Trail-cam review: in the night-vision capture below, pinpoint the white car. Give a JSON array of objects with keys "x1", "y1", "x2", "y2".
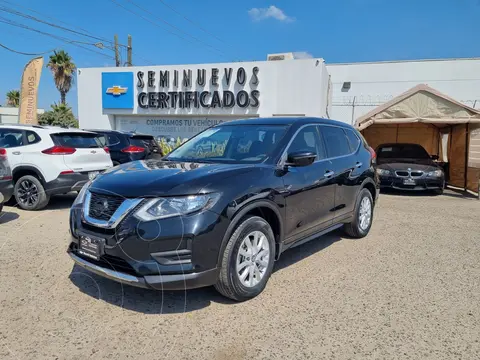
[{"x1": 0, "y1": 124, "x2": 113, "y2": 210}]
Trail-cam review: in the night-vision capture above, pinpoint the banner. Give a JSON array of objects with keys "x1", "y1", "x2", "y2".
[{"x1": 19, "y1": 56, "x2": 43, "y2": 125}]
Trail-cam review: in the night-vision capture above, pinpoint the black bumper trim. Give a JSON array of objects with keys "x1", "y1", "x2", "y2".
[
  {"x1": 68, "y1": 251, "x2": 219, "y2": 290},
  {"x1": 45, "y1": 173, "x2": 90, "y2": 195}
]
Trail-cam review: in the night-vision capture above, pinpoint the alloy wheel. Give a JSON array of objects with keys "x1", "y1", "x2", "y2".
[
  {"x1": 17, "y1": 180, "x2": 40, "y2": 207},
  {"x1": 358, "y1": 197, "x2": 372, "y2": 230},
  {"x1": 236, "y1": 230, "x2": 270, "y2": 288}
]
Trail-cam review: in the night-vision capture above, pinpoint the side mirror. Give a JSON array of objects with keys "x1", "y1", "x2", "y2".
[
  {"x1": 431, "y1": 155, "x2": 439, "y2": 161},
  {"x1": 286, "y1": 151, "x2": 317, "y2": 167}
]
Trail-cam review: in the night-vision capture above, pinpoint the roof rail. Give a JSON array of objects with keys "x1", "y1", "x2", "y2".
[{"x1": 0, "y1": 123, "x2": 45, "y2": 129}]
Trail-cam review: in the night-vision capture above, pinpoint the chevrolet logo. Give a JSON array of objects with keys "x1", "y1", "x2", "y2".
[{"x1": 106, "y1": 85, "x2": 128, "y2": 96}]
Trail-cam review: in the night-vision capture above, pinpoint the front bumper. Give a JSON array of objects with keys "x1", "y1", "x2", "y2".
[
  {"x1": 68, "y1": 251, "x2": 220, "y2": 290},
  {"x1": 68, "y1": 202, "x2": 229, "y2": 290},
  {"x1": 0, "y1": 179, "x2": 14, "y2": 203},
  {"x1": 379, "y1": 176, "x2": 444, "y2": 191}
]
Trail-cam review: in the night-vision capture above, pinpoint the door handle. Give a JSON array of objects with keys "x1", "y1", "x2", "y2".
[
  {"x1": 324, "y1": 170, "x2": 334, "y2": 178},
  {"x1": 355, "y1": 162, "x2": 362, "y2": 168},
  {"x1": 12, "y1": 151, "x2": 21, "y2": 155}
]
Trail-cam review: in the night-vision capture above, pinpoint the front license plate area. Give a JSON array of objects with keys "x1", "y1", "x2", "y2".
[
  {"x1": 78, "y1": 234, "x2": 105, "y2": 261},
  {"x1": 403, "y1": 178, "x2": 416, "y2": 185}
]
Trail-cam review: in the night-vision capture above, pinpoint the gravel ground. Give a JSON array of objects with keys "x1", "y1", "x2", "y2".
[{"x1": 0, "y1": 190, "x2": 479, "y2": 360}]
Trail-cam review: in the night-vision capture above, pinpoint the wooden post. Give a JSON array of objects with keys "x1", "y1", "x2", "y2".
[
  {"x1": 114, "y1": 34, "x2": 120, "y2": 67},
  {"x1": 127, "y1": 35, "x2": 132, "y2": 66}
]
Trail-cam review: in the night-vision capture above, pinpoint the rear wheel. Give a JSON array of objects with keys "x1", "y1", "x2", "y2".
[
  {"x1": 14, "y1": 175, "x2": 50, "y2": 211},
  {"x1": 215, "y1": 216, "x2": 275, "y2": 301},
  {"x1": 344, "y1": 188, "x2": 374, "y2": 238}
]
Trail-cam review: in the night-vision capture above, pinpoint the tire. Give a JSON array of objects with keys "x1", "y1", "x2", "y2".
[
  {"x1": 14, "y1": 175, "x2": 50, "y2": 211},
  {"x1": 434, "y1": 188, "x2": 444, "y2": 195},
  {"x1": 215, "y1": 216, "x2": 276, "y2": 301},
  {"x1": 343, "y1": 188, "x2": 374, "y2": 238},
  {"x1": 112, "y1": 161, "x2": 121, "y2": 166}
]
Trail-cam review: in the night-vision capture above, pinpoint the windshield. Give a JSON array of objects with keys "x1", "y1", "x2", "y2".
[
  {"x1": 377, "y1": 144, "x2": 430, "y2": 159},
  {"x1": 166, "y1": 124, "x2": 289, "y2": 163}
]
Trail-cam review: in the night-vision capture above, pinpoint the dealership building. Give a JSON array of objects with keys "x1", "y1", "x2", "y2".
[{"x1": 78, "y1": 54, "x2": 480, "y2": 139}]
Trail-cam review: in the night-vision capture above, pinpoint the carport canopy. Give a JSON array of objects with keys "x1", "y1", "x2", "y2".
[{"x1": 355, "y1": 84, "x2": 480, "y2": 193}]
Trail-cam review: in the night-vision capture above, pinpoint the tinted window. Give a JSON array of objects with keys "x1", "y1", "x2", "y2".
[
  {"x1": 377, "y1": 144, "x2": 430, "y2": 159},
  {"x1": 344, "y1": 129, "x2": 360, "y2": 152},
  {"x1": 0, "y1": 129, "x2": 24, "y2": 148},
  {"x1": 51, "y1": 133, "x2": 102, "y2": 148},
  {"x1": 166, "y1": 125, "x2": 288, "y2": 163},
  {"x1": 107, "y1": 134, "x2": 121, "y2": 146},
  {"x1": 320, "y1": 126, "x2": 351, "y2": 158},
  {"x1": 287, "y1": 126, "x2": 325, "y2": 160}
]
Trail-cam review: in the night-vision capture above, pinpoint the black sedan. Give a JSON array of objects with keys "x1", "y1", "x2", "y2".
[
  {"x1": 375, "y1": 143, "x2": 445, "y2": 194},
  {"x1": 68, "y1": 117, "x2": 379, "y2": 301}
]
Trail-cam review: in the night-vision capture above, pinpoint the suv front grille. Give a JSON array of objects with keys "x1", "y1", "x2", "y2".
[{"x1": 89, "y1": 192, "x2": 124, "y2": 221}]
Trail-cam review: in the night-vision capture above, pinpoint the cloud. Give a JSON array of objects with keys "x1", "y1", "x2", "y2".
[
  {"x1": 248, "y1": 6, "x2": 295, "y2": 22},
  {"x1": 293, "y1": 52, "x2": 313, "y2": 59}
]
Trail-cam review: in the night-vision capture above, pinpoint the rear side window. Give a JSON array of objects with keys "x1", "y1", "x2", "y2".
[
  {"x1": 344, "y1": 129, "x2": 361, "y2": 152},
  {"x1": 107, "y1": 134, "x2": 121, "y2": 146},
  {"x1": 51, "y1": 132, "x2": 102, "y2": 148},
  {"x1": 26, "y1": 131, "x2": 41, "y2": 145},
  {"x1": 130, "y1": 136, "x2": 159, "y2": 150},
  {"x1": 0, "y1": 129, "x2": 24, "y2": 148},
  {"x1": 320, "y1": 126, "x2": 352, "y2": 158}
]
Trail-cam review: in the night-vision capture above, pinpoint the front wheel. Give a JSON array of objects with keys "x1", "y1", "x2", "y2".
[
  {"x1": 215, "y1": 216, "x2": 275, "y2": 301},
  {"x1": 14, "y1": 175, "x2": 50, "y2": 211},
  {"x1": 344, "y1": 188, "x2": 374, "y2": 238}
]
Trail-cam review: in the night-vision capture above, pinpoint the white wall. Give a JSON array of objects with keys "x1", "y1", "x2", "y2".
[
  {"x1": 0, "y1": 108, "x2": 45, "y2": 124},
  {"x1": 77, "y1": 59, "x2": 330, "y2": 132},
  {"x1": 327, "y1": 58, "x2": 480, "y2": 124}
]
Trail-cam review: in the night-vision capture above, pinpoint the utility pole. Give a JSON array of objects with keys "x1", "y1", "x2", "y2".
[
  {"x1": 114, "y1": 34, "x2": 120, "y2": 67},
  {"x1": 127, "y1": 35, "x2": 132, "y2": 66}
]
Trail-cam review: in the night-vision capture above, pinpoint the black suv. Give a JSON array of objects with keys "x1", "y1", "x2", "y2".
[
  {"x1": 69, "y1": 118, "x2": 379, "y2": 301},
  {"x1": 0, "y1": 148, "x2": 13, "y2": 213},
  {"x1": 86, "y1": 130, "x2": 163, "y2": 165}
]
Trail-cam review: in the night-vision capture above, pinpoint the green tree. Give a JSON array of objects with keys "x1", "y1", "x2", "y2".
[
  {"x1": 6, "y1": 89, "x2": 20, "y2": 107},
  {"x1": 46, "y1": 50, "x2": 76, "y2": 105},
  {"x1": 38, "y1": 103, "x2": 79, "y2": 128}
]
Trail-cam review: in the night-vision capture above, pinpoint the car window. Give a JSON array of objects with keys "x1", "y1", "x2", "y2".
[
  {"x1": 344, "y1": 129, "x2": 361, "y2": 152},
  {"x1": 166, "y1": 125, "x2": 288, "y2": 164},
  {"x1": 320, "y1": 126, "x2": 352, "y2": 158},
  {"x1": 287, "y1": 125, "x2": 325, "y2": 160},
  {"x1": 107, "y1": 134, "x2": 121, "y2": 146},
  {"x1": 377, "y1": 144, "x2": 430, "y2": 159},
  {"x1": 0, "y1": 129, "x2": 24, "y2": 148},
  {"x1": 51, "y1": 132, "x2": 102, "y2": 148},
  {"x1": 26, "y1": 131, "x2": 41, "y2": 145},
  {"x1": 96, "y1": 135, "x2": 107, "y2": 147}
]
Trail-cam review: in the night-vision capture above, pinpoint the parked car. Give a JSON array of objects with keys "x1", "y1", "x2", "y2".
[
  {"x1": 375, "y1": 143, "x2": 445, "y2": 194},
  {"x1": 86, "y1": 130, "x2": 163, "y2": 165},
  {"x1": 0, "y1": 148, "x2": 13, "y2": 214},
  {"x1": 0, "y1": 124, "x2": 113, "y2": 211},
  {"x1": 68, "y1": 117, "x2": 379, "y2": 301}
]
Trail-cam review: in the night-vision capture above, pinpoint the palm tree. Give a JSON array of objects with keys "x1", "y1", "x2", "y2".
[
  {"x1": 6, "y1": 90, "x2": 20, "y2": 107},
  {"x1": 47, "y1": 50, "x2": 76, "y2": 105}
]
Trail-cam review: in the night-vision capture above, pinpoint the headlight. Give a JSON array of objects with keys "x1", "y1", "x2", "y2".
[
  {"x1": 72, "y1": 181, "x2": 91, "y2": 206},
  {"x1": 376, "y1": 168, "x2": 391, "y2": 176},
  {"x1": 134, "y1": 193, "x2": 220, "y2": 221},
  {"x1": 427, "y1": 169, "x2": 443, "y2": 177}
]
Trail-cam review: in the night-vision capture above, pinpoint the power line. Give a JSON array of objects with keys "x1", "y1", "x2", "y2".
[
  {"x1": 0, "y1": 42, "x2": 58, "y2": 55},
  {"x1": 156, "y1": 0, "x2": 226, "y2": 45},
  {"x1": 109, "y1": 0, "x2": 228, "y2": 59},
  {"x1": 125, "y1": 0, "x2": 226, "y2": 55},
  {"x1": 0, "y1": 0, "x2": 154, "y2": 65},
  {"x1": 0, "y1": 16, "x2": 113, "y2": 59},
  {"x1": 0, "y1": 5, "x2": 118, "y2": 46}
]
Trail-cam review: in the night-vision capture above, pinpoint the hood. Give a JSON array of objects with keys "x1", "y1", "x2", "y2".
[
  {"x1": 89, "y1": 160, "x2": 256, "y2": 198},
  {"x1": 377, "y1": 158, "x2": 440, "y2": 172}
]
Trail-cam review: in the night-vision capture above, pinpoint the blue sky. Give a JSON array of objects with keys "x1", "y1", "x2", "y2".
[{"x1": 0, "y1": 0, "x2": 479, "y2": 116}]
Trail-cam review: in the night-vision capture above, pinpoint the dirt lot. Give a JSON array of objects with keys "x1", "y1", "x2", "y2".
[{"x1": 0, "y1": 190, "x2": 479, "y2": 360}]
